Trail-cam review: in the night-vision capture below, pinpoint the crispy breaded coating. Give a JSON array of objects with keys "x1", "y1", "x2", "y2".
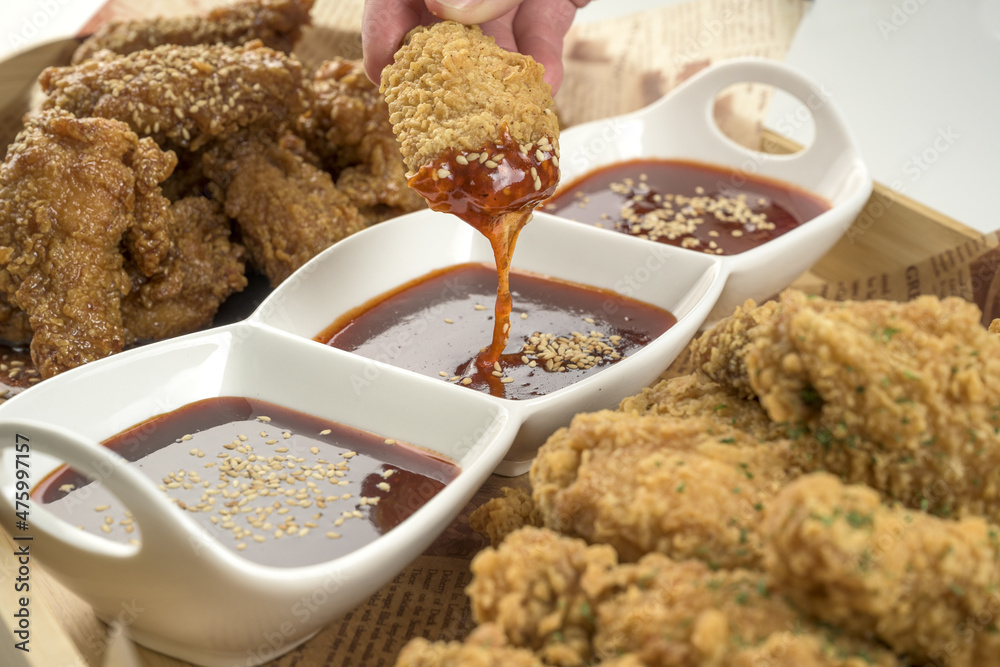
[
  {"x1": 0, "y1": 110, "x2": 175, "y2": 378},
  {"x1": 300, "y1": 58, "x2": 425, "y2": 221},
  {"x1": 469, "y1": 487, "x2": 543, "y2": 548},
  {"x1": 0, "y1": 291, "x2": 33, "y2": 345},
  {"x1": 395, "y1": 624, "x2": 543, "y2": 667},
  {"x1": 203, "y1": 133, "x2": 364, "y2": 286},
  {"x1": 763, "y1": 473, "x2": 1000, "y2": 667},
  {"x1": 466, "y1": 527, "x2": 618, "y2": 666},
  {"x1": 688, "y1": 297, "x2": 780, "y2": 400},
  {"x1": 468, "y1": 528, "x2": 899, "y2": 667},
  {"x1": 41, "y1": 41, "x2": 307, "y2": 151},
  {"x1": 71, "y1": 0, "x2": 313, "y2": 64},
  {"x1": 122, "y1": 197, "x2": 246, "y2": 342},
  {"x1": 691, "y1": 290, "x2": 1000, "y2": 521},
  {"x1": 593, "y1": 552, "x2": 900, "y2": 667},
  {"x1": 380, "y1": 21, "x2": 559, "y2": 176},
  {"x1": 531, "y1": 411, "x2": 797, "y2": 568},
  {"x1": 618, "y1": 372, "x2": 787, "y2": 441}
]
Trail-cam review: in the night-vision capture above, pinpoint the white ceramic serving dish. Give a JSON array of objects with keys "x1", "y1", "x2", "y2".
[
  {"x1": 0, "y1": 209, "x2": 724, "y2": 666},
  {"x1": 554, "y1": 57, "x2": 872, "y2": 320},
  {"x1": 0, "y1": 57, "x2": 868, "y2": 666}
]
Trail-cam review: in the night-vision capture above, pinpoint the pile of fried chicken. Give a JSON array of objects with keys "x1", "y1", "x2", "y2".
[
  {"x1": 0, "y1": 0, "x2": 423, "y2": 378},
  {"x1": 399, "y1": 291, "x2": 1000, "y2": 667}
]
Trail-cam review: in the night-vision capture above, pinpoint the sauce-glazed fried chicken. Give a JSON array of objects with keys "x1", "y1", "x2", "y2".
[
  {"x1": 300, "y1": 58, "x2": 425, "y2": 223},
  {"x1": 0, "y1": 109, "x2": 175, "y2": 378},
  {"x1": 72, "y1": 0, "x2": 314, "y2": 64},
  {"x1": 40, "y1": 41, "x2": 308, "y2": 151},
  {"x1": 203, "y1": 133, "x2": 364, "y2": 286},
  {"x1": 122, "y1": 196, "x2": 247, "y2": 342}
]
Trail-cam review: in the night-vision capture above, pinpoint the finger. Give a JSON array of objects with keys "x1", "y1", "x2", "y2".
[
  {"x1": 362, "y1": 0, "x2": 438, "y2": 85},
  {"x1": 477, "y1": 8, "x2": 518, "y2": 53},
  {"x1": 512, "y1": 0, "x2": 582, "y2": 95},
  {"x1": 426, "y1": 0, "x2": 527, "y2": 25}
]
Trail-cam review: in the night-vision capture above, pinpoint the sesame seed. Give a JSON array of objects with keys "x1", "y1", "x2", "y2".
[
  {"x1": 94, "y1": 505, "x2": 110, "y2": 512},
  {"x1": 484, "y1": 160, "x2": 498, "y2": 169}
]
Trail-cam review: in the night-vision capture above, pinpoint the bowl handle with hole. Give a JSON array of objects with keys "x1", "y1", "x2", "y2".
[
  {"x1": 0, "y1": 418, "x2": 225, "y2": 575},
  {"x1": 645, "y1": 56, "x2": 862, "y2": 166}
]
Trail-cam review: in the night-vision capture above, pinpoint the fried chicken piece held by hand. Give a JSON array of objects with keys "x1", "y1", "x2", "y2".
[
  {"x1": 203, "y1": 133, "x2": 364, "y2": 286},
  {"x1": 381, "y1": 21, "x2": 560, "y2": 222},
  {"x1": 72, "y1": 0, "x2": 314, "y2": 63},
  {"x1": 41, "y1": 41, "x2": 307, "y2": 151},
  {"x1": 381, "y1": 21, "x2": 561, "y2": 365},
  {"x1": 0, "y1": 109, "x2": 175, "y2": 378}
]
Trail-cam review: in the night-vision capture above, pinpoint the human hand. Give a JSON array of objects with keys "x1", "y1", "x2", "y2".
[{"x1": 362, "y1": 0, "x2": 589, "y2": 95}]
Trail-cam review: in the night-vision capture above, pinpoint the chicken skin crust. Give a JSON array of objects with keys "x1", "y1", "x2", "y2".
[
  {"x1": 301, "y1": 58, "x2": 425, "y2": 222},
  {"x1": 530, "y1": 411, "x2": 798, "y2": 569},
  {"x1": 203, "y1": 133, "x2": 364, "y2": 286},
  {"x1": 40, "y1": 41, "x2": 308, "y2": 151},
  {"x1": 122, "y1": 196, "x2": 247, "y2": 343},
  {"x1": 71, "y1": 0, "x2": 314, "y2": 64},
  {"x1": 380, "y1": 20, "x2": 559, "y2": 178},
  {"x1": 0, "y1": 109, "x2": 175, "y2": 378},
  {"x1": 690, "y1": 290, "x2": 1000, "y2": 521},
  {"x1": 763, "y1": 473, "x2": 1000, "y2": 667},
  {"x1": 459, "y1": 527, "x2": 900, "y2": 667}
]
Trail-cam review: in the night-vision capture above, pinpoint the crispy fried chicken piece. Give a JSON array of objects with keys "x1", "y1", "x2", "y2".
[
  {"x1": 468, "y1": 527, "x2": 900, "y2": 667},
  {"x1": 593, "y1": 552, "x2": 899, "y2": 667},
  {"x1": 763, "y1": 473, "x2": 1000, "y2": 667},
  {"x1": 122, "y1": 197, "x2": 246, "y2": 342},
  {"x1": 0, "y1": 293, "x2": 31, "y2": 345},
  {"x1": 469, "y1": 487, "x2": 543, "y2": 548},
  {"x1": 381, "y1": 21, "x2": 559, "y2": 179},
  {"x1": 618, "y1": 372, "x2": 787, "y2": 441},
  {"x1": 203, "y1": 133, "x2": 364, "y2": 286},
  {"x1": 466, "y1": 527, "x2": 619, "y2": 666},
  {"x1": 40, "y1": 41, "x2": 307, "y2": 151},
  {"x1": 300, "y1": 58, "x2": 425, "y2": 222},
  {"x1": 0, "y1": 110, "x2": 175, "y2": 378},
  {"x1": 395, "y1": 624, "x2": 544, "y2": 667},
  {"x1": 530, "y1": 411, "x2": 798, "y2": 568},
  {"x1": 72, "y1": 0, "x2": 313, "y2": 64},
  {"x1": 691, "y1": 290, "x2": 1000, "y2": 521}
]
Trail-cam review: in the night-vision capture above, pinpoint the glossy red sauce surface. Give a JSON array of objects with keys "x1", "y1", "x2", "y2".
[
  {"x1": 33, "y1": 397, "x2": 459, "y2": 567},
  {"x1": 543, "y1": 158, "x2": 830, "y2": 255},
  {"x1": 317, "y1": 263, "x2": 676, "y2": 400}
]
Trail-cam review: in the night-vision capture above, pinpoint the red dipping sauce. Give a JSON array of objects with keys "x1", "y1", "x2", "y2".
[
  {"x1": 33, "y1": 397, "x2": 459, "y2": 567},
  {"x1": 316, "y1": 263, "x2": 677, "y2": 401},
  {"x1": 543, "y1": 158, "x2": 830, "y2": 255}
]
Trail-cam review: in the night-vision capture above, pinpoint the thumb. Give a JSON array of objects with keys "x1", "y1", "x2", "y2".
[{"x1": 426, "y1": 0, "x2": 527, "y2": 25}]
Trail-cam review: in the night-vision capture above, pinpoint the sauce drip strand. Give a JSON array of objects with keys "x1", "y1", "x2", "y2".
[
  {"x1": 407, "y1": 127, "x2": 560, "y2": 368},
  {"x1": 544, "y1": 158, "x2": 830, "y2": 255},
  {"x1": 33, "y1": 397, "x2": 460, "y2": 568}
]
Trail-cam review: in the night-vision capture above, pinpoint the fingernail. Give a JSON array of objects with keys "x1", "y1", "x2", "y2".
[{"x1": 435, "y1": 0, "x2": 486, "y2": 9}]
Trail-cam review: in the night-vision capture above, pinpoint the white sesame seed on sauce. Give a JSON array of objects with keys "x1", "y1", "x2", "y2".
[{"x1": 94, "y1": 504, "x2": 110, "y2": 512}]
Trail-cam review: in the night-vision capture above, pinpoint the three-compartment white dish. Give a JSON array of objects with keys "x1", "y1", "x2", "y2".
[{"x1": 0, "y1": 58, "x2": 871, "y2": 666}]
